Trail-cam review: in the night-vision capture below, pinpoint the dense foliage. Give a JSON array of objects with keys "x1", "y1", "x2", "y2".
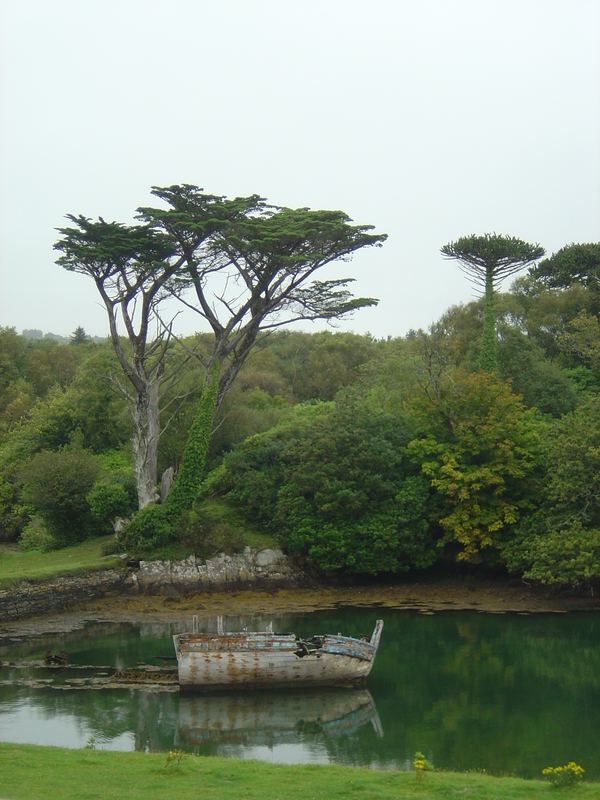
[
  {"x1": 216, "y1": 397, "x2": 436, "y2": 573},
  {"x1": 408, "y1": 370, "x2": 540, "y2": 561},
  {"x1": 19, "y1": 447, "x2": 100, "y2": 546},
  {"x1": 3, "y1": 239, "x2": 600, "y2": 590}
]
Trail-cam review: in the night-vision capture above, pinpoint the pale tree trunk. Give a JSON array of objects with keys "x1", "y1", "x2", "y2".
[{"x1": 129, "y1": 380, "x2": 161, "y2": 509}]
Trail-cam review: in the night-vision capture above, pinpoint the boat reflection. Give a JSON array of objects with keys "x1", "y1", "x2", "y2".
[{"x1": 175, "y1": 688, "x2": 383, "y2": 748}]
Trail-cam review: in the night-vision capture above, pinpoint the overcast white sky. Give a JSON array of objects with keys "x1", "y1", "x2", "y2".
[{"x1": 1, "y1": 0, "x2": 599, "y2": 340}]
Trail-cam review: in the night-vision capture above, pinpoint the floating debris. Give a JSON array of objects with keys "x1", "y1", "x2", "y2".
[{"x1": 44, "y1": 651, "x2": 68, "y2": 666}]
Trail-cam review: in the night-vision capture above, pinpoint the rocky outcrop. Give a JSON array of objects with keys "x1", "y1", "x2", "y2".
[{"x1": 134, "y1": 547, "x2": 302, "y2": 592}]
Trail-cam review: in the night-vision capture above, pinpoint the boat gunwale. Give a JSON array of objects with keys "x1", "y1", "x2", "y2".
[{"x1": 173, "y1": 621, "x2": 383, "y2": 657}]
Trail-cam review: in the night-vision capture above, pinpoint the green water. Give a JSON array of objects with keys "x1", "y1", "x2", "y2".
[{"x1": 1, "y1": 608, "x2": 599, "y2": 777}]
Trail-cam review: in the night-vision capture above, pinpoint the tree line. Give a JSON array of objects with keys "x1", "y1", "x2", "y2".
[{"x1": 1, "y1": 182, "x2": 599, "y2": 590}]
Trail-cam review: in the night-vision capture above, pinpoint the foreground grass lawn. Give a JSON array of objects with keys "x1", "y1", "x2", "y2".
[
  {"x1": 0, "y1": 536, "x2": 122, "y2": 587},
  {"x1": 0, "y1": 744, "x2": 597, "y2": 800}
]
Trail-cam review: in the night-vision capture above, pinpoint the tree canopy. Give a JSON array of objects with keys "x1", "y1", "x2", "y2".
[
  {"x1": 441, "y1": 234, "x2": 545, "y2": 288},
  {"x1": 531, "y1": 243, "x2": 600, "y2": 289},
  {"x1": 54, "y1": 184, "x2": 387, "y2": 512},
  {"x1": 138, "y1": 185, "x2": 386, "y2": 406}
]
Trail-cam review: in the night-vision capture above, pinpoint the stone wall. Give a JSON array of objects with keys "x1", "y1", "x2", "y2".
[
  {"x1": 0, "y1": 548, "x2": 304, "y2": 620},
  {"x1": 135, "y1": 547, "x2": 302, "y2": 592},
  {"x1": 0, "y1": 569, "x2": 131, "y2": 621}
]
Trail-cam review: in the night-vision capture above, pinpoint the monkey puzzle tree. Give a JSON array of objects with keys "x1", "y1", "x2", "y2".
[{"x1": 441, "y1": 234, "x2": 545, "y2": 371}]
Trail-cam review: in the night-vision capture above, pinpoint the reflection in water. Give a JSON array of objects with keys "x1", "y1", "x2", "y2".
[
  {"x1": 176, "y1": 689, "x2": 383, "y2": 748},
  {"x1": 0, "y1": 701, "x2": 136, "y2": 751},
  {"x1": 220, "y1": 742, "x2": 332, "y2": 765},
  {"x1": 0, "y1": 685, "x2": 381, "y2": 762},
  {"x1": 1, "y1": 609, "x2": 600, "y2": 777}
]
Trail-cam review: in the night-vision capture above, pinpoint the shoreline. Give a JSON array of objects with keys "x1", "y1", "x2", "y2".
[{"x1": 2, "y1": 572, "x2": 598, "y2": 639}]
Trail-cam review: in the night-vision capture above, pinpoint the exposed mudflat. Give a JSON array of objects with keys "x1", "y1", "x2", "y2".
[{"x1": 1, "y1": 575, "x2": 598, "y2": 639}]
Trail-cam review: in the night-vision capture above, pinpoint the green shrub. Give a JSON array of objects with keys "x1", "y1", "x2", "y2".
[
  {"x1": 180, "y1": 508, "x2": 244, "y2": 559},
  {"x1": 503, "y1": 520, "x2": 600, "y2": 589},
  {"x1": 87, "y1": 479, "x2": 136, "y2": 529},
  {"x1": 524, "y1": 524, "x2": 600, "y2": 588},
  {"x1": 274, "y1": 403, "x2": 436, "y2": 573},
  {"x1": 96, "y1": 449, "x2": 133, "y2": 475},
  {"x1": 117, "y1": 504, "x2": 174, "y2": 553},
  {"x1": 18, "y1": 517, "x2": 56, "y2": 552},
  {"x1": 280, "y1": 494, "x2": 435, "y2": 574},
  {"x1": 223, "y1": 433, "x2": 286, "y2": 526},
  {"x1": 19, "y1": 447, "x2": 100, "y2": 545},
  {"x1": 216, "y1": 397, "x2": 438, "y2": 574},
  {"x1": 0, "y1": 472, "x2": 28, "y2": 542}
]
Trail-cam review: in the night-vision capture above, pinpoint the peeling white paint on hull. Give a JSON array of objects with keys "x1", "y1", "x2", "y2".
[{"x1": 173, "y1": 620, "x2": 383, "y2": 691}]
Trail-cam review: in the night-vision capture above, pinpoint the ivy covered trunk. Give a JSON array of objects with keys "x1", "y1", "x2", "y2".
[
  {"x1": 168, "y1": 369, "x2": 219, "y2": 516},
  {"x1": 479, "y1": 266, "x2": 497, "y2": 372},
  {"x1": 130, "y1": 381, "x2": 160, "y2": 509}
]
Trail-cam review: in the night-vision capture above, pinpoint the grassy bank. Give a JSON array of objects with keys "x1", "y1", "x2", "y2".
[
  {"x1": 0, "y1": 498, "x2": 278, "y2": 589},
  {"x1": 0, "y1": 536, "x2": 123, "y2": 588},
  {"x1": 0, "y1": 743, "x2": 596, "y2": 800}
]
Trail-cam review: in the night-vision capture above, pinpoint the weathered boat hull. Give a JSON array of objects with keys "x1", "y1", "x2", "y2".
[
  {"x1": 173, "y1": 620, "x2": 383, "y2": 691},
  {"x1": 176, "y1": 649, "x2": 372, "y2": 691}
]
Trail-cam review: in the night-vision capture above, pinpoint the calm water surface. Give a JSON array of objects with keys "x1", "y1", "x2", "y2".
[{"x1": 1, "y1": 608, "x2": 599, "y2": 777}]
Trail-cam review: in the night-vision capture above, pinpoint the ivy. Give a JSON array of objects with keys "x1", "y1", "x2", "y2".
[
  {"x1": 479, "y1": 275, "x2": 497, "y2": 371},
  {"x1": 167, "y1": 367, "x2": 219, "y2": 517}
]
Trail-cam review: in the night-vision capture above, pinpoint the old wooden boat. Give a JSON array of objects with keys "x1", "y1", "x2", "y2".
[{"x1": 173, "y1": 618, "x2": 383, "y2": 691}]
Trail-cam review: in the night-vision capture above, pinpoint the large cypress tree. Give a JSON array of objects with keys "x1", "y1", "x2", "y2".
[{"x1": 56, "y1": 185, "x2": 386, "y2": 512}]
